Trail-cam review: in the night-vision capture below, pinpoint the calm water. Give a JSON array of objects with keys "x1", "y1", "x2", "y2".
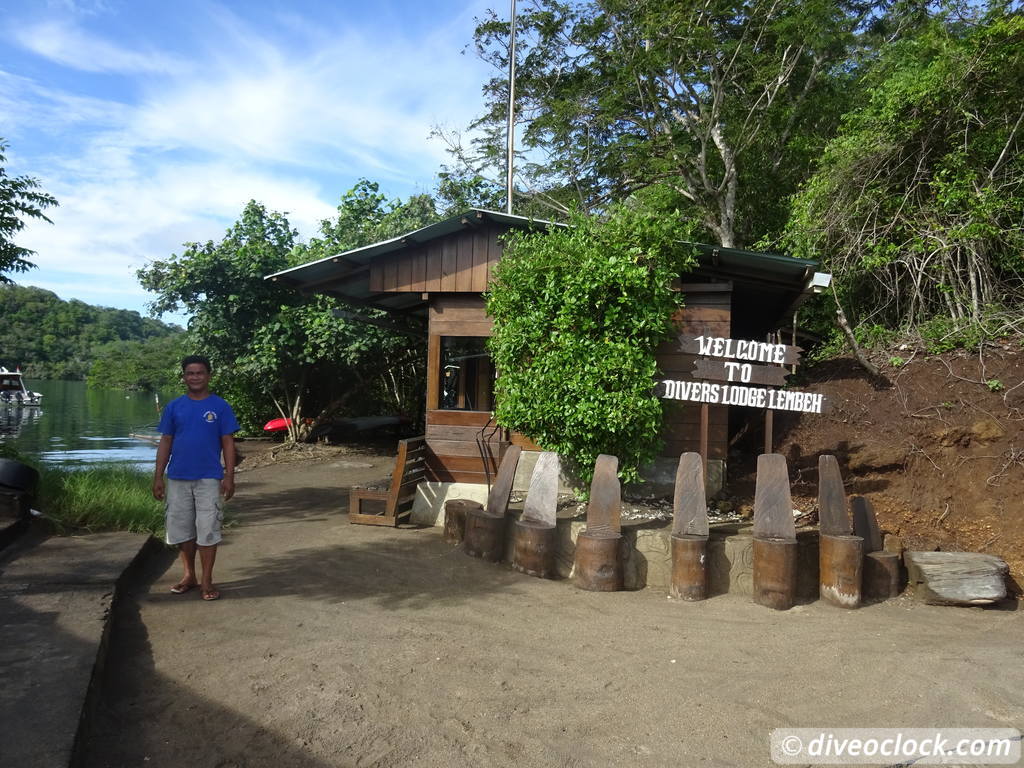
[{"x1": 0, "y1": 380, "x2": 179, "y2": 471}]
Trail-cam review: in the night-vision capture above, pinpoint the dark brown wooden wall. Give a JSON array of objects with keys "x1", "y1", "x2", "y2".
[
  {"x1": 369, "y1": 227, "x2": 505, "y2": 294},
  {"x1": 424, "y1": 294, "x2": 518, "y2": 483},
  {"x1": 655, "y1": 283, "x2": 732, "y2": 460}
]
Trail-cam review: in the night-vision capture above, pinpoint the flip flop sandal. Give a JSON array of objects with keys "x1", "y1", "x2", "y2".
[
  {"x1": 201, "y1": 588, "x2": 221, "y2": 601},
  {"x1": 170, "y1": 582, "x2": 197, "y2": 594}
]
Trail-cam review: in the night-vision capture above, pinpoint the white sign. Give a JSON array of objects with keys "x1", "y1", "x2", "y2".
[
  {"x1": 681, "y1": 334, "x2": 802, "y2": 365},
  {"x1": 694, "y1": 335, "x2": 787, "y2": 363},
  {"x1": 659, "y1": 379, "x2": 827, "y2": 414}
]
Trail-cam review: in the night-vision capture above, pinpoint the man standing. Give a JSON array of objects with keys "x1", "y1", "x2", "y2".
[{"x1": 153, "y1": 355, "x2": 240, "y2": 601}]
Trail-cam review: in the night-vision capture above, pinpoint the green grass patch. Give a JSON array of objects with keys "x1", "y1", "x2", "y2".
[{"x1": 37, "y1": 465, "x2": 166, "y2": 537}]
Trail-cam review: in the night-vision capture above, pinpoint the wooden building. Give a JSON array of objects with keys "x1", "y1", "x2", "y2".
[{"x1": 267, "y1": 209, "x2": 828, "y2": 484}]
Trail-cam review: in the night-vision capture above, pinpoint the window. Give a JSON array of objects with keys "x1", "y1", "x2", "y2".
[{"x1": 439, "y1": 336, "x2": 494, "y2": 411}]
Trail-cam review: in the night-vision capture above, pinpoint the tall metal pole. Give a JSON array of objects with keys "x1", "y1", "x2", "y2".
[{"x1": 505, "y1": 0, "x2": 517, "y2": 214}]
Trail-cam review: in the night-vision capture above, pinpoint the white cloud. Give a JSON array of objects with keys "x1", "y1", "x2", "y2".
[
  {"x1": 3, "y1": 0, "x2": 499, "y2": 316},
  {"x1": 124, "y1": 13, "x2": 489, "y2": 181},
  {"x1": 14, "y1": 20, "x2": 188, "y2": 74},
  {"x1": 0, "y1": 70, "x2": 131, "y2": 140},
  {"x1": 20, "y1": 155, "x2": 338, "y2": 274}
]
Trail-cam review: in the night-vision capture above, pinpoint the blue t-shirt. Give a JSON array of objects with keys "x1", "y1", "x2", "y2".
[{"x1": 158, "y1": 394, "x2": 240, "y2": 481}]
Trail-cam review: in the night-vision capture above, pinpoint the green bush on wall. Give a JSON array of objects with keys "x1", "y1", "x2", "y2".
[{"x1": 486, "y1": 206, "x2": 697, "y2": 486}]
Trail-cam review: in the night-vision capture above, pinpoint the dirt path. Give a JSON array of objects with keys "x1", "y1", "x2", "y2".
[{"x1": 81, "y1": 451, "x2": 1023, "y2": 768}]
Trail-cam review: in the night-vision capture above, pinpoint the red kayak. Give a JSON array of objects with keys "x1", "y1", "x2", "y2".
[{"x1": 263, "y1": 417, "x2": 292, "y2": 432}]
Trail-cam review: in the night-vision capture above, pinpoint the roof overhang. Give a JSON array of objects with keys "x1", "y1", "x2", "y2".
[
  {"x1": 264, "y1": 212, "x2": 830, "y2": 334},
  {"x1": 682, "y1": 242, "x2": 830, "y2": 338},
  {"x1": 265, "y1": 208, "x2": 558, "y2": 315}
]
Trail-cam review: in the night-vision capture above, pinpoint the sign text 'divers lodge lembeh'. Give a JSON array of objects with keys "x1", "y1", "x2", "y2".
[{"x1": 657, "y1": 335, "x2": 830, "y2": 415}]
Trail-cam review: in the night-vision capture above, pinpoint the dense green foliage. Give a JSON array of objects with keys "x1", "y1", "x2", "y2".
[
  {"x1": 0, "y1": 284, "x2": 182, "y2": 381},
  {"x1": 486, "y1": 204, "x2": 697, "y2": 484},
  {"x1": 0, "y1": 139, "x2": 58, "y2": 282},
  {"x1": 784, "y1": 5, "x2": 1024, "y2": 338},
  {"x1": 295, "y1": 179, "x2": 438, "y2": 257},
  {"x1": 138, "y1": 185, "x2": 440, "y2": 437},
  {"x1": 88, "y1": 335, "x2": 186, "y2": 391},
  {"x1": 459, "y1": 0, "x2": 1024, "y2": 373},
  {"x1": 468, "y1": 0, "x2": 861, "y2": 247}
]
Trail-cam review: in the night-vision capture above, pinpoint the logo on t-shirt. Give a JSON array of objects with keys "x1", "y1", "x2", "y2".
[{"x1": 203, "y1": 411, "x2": 218, "y2": 423}]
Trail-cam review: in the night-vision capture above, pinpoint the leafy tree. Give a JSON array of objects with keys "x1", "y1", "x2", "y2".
[
  {"x1": 435, "y1": 168, "x2": 506, "y2": 217},
  {"x1": 0, "y1": 139, "x2": 58, "y2": 282},
  {"x1": 287, "y1": 181, "x2": 438, "y2": 433},
  {"x1": 139, "y1": 201, "x2": 306, "y2": 432},
  {"x1": 486, "y1": 202, "x2": 697, "y2": 484},
  {"x1": 139, "y1": 189, "x2": 437, "y2": 440},
  {"x1": 294, "y1": 179, "x2": 438, "y2": 261},
  {"x1": 464, "y1": 0, "x2": 864, "y2": 246},
  {"x1": 784, "y1": 3, "x2": 1024, "y2": 336}
]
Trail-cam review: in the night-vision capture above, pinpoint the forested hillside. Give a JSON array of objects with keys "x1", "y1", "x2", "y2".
[{"x1": 0, "y1": 284, "x2": 182, "y2": 383}]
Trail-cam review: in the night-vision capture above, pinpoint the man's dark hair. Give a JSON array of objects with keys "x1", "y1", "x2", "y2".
[{"x1": 181, "y1": 355, "x2": 212, "y2": 373}]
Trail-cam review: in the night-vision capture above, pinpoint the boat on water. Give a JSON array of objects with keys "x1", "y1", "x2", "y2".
[{"x1": 0, "y1": 367, "x2": 43, "y2": 407}]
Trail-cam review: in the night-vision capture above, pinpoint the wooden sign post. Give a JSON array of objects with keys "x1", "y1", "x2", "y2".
[{"x1": 657, "y1": 333, "x2": 829, "y2": 466}]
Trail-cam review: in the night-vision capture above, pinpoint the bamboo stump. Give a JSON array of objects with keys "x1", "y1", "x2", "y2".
[
  {"x1": 463, "y1": 447, "x2": 523, "y2": 563},
  {"x1": 670, "y1": 534, "x2": 708, "y2": 601},
  {"x1": 667, "y1": 452, "x2": 710, "y2": 601},
  {"x1": 864, "y1": 550, "x2": 902, "y2": 602},
  {"x1": 512, "y1": 451, "x2": 560, "y2": 579},
  {"x1": 574, "y1": 531, "x2": 623, "y2": 592},
  {"x1": 463, "y1": 507, "x2": 505, "y2": 562},
  {"x1": 443, "y1": 499, "x2": 480, "y2": 546},
  {"x1": 752, "y1": 454, "x2": 798, "y2": 610},
  {"x1": 753, "y1": 537, "x2": 798, "y2": 610},
  {"x1": 574, "y1": 455, "x2": 623, "y2": 592},
  {"x1": 819, "y1": 533, "x2": 863, "y2": 608},
  {"x1": 852, "y1": 495, "x2": 902, "y2": 602},
  {"x1": 511, "y1": 519, "x2": 558, "y2": 578}
]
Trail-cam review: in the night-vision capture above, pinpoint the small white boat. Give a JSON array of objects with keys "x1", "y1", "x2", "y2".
[{"x1": 0, "y1": 367, "x2": 43, "y2": 407}]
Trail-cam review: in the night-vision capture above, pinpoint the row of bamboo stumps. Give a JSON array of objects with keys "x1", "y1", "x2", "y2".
[
  {"x1": 444, "y1": 446, "x2": 901, "y2": 610},
  {"x1": 448, "y1": 445, "x2": 562, "y2": 579},
  {"x1": 679, "y1": 451, "x2": 900, "y2": 609}
]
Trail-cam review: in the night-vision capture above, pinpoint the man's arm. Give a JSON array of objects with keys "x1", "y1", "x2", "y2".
[
  {"x1": 153, "y1": 434, "x2": 173, "y2": 500},
  {"x1": 220, "y1": 434, "x2": 236, "y2": 501}
]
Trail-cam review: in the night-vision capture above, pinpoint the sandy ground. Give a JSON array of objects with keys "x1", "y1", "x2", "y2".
[{"x1": 80, "y1": 448, "x2": 1023, "y2": 768}]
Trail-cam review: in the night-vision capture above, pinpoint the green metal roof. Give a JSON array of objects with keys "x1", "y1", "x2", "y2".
[{"x1": 265, "y1": 209, "x2": 557, "y2": 315}]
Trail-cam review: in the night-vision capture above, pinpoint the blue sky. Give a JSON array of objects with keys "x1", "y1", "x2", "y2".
[{"x1": 1, "y1": 0, "x2": 501, "y2": 324}]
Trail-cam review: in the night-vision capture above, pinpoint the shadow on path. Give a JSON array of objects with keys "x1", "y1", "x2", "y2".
[
  {"x1": 80, "y1": 546, "x2": 346, "y2": 768},
  {"x1": 222, "y1": 531, "x2": 536, "y2": 611}
]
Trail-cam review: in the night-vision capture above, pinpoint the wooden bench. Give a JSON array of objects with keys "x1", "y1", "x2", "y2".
[{"x1": 348, "y1": 436, "x2": 427, "y2": 526}]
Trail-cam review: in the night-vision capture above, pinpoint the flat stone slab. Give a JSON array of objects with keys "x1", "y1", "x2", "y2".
[
  {"x1": 672, "y1": 452, "x2": 708, "y2": 537},
  {"x1": 522, "y1": 452, "x2": 559, "y2": 527},
  {"x1": 485, "y1": 446, "x2": 522, "y2": 518},
  {"x1": 905, "y1": 551, "x2": 1009, "y2": 605},
  {"x1": 817, "y1": 455, "x2": 851, "y2": 535},
  {"x1": 753, "y1": 454, "x2": 795, "y2": 541},
  {"x1": 585, "y1": 454, "x2": 620, "y2": 536},
  {"x1": 0, "y1": 531, "x2": 150, "y2": 768}
]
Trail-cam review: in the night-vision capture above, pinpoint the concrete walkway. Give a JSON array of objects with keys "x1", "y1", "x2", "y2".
[{"x1": 0, "y1": 528, "x2": 151, "y2": 768}]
